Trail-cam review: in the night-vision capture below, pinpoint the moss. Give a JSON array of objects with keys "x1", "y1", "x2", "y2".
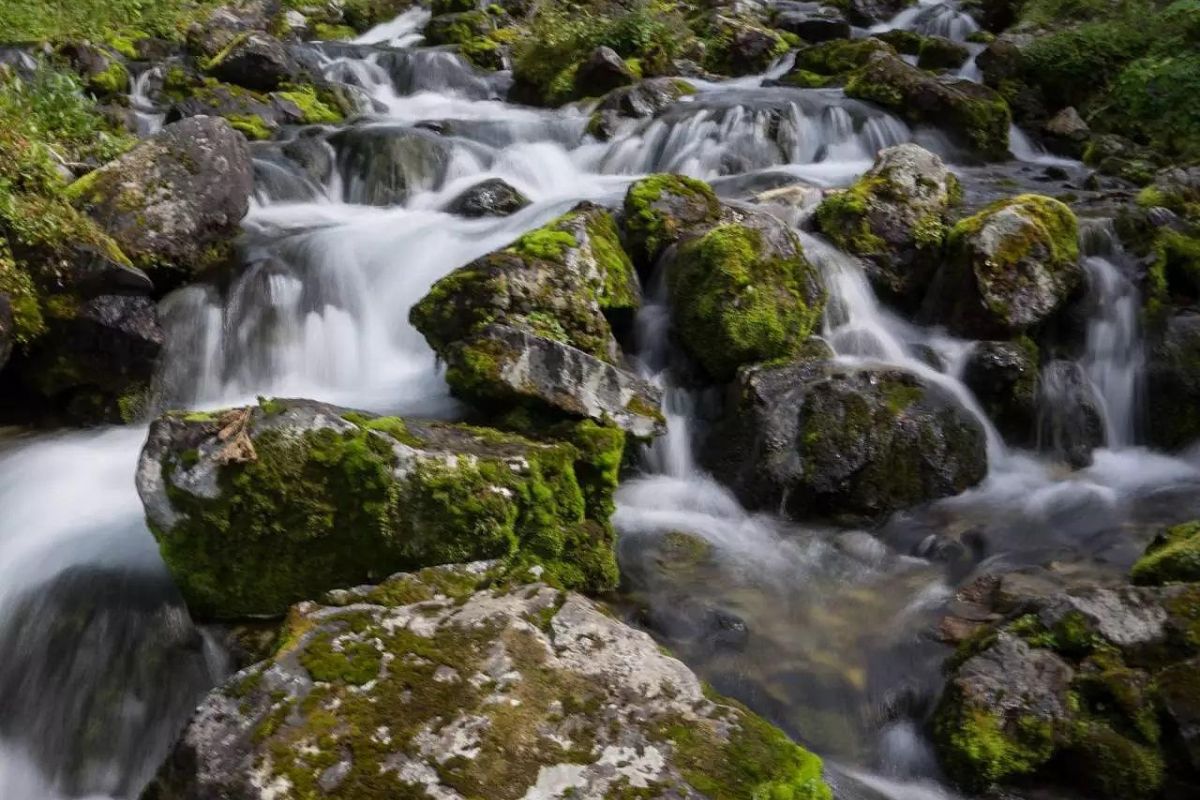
[
  {"x1": 311, "y1": 22, "x2": 357, "y2": 40},
  {"x1": 814, "y1": 175, "x2": 888, "y2": 256},
  {"x1": 509, "y1": 228, "x2": 576, "y2": 261},
  {"x1": 226, "y1": 113, "x2": 273, "y2": 141},
  {"x1": 794, "y1": 37, "x2": 892, "y2": 77},
  {"x1": 1131, "y1": 520, "x2": 1200, "y2": 585},
  {"x1": 934, "y1": 689, "x2": 1057, "y2": 790},
  {"x1": 1062, "y1": 721, "x2": 1165, "y2": 800},
  {"x1": 300, "y1": 630, "x2": 383, "y2": 685},
  {"x1": 87, "y1": 61, "x2": 130, "y2": 96},
  {"x1": 621, "y1": 173, "x2": 720, "y2": 267},
  {"x1": 274, "y1": 85, "x2": 344, "y2": 125},
  {"x1": 584, "y1": 212, "x2": 638, "y2": 312},
  {"x1": 700, "y1": 19, "x2": 791, "y2": 77},
  {"x1": 668, "y1": 223, "x2": 824, "y2": 381}
]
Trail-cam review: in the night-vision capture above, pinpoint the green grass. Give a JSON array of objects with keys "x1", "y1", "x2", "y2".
[{"x1": 0, "y1": 0, "x2": 222, "y2": 43}]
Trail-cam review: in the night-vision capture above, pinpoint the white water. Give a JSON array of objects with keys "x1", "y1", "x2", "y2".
[{"x1": 1, "y1": 5, "x2": 1194, "y2": 799}]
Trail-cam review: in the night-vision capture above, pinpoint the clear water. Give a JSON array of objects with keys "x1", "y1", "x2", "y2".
[{"x1": 2, "y1": 5, "x2": 1197, "y2": 799}]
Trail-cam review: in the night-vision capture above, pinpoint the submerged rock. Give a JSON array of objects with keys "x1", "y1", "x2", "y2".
[
  {"x1": 66, "y1": 116, "x2": 253, "y2": 288},
  {"x1": 923, "y1": 194, "x2": 1082, "y2": 338},
  {"x1": 586, "y1": 78, "x2": 695, "y2": 140},
  {"x1": 442, "y1": 177, "x2": 530, "y2": 218},
  {"x1": 143, "y1": 562, "x2": 833, "y2": 800},
  {"x1": 411, "y1": 203, "x2": 663, "y2": 437},
  {"x1": 331, "y1": 125, "x2": 457, "y2": 207},
  {"x1": 136, "y1": 399, "x2": 625, "y2": 619},
  {"x1": 705, "y1": 357, "x2": 988, "y2": 522},
  {"x1": 1035, "y1": 359, "x2": 1105, "y2": 469},
  {"x1": 815, "y1": 143, "x2": 961, "y2": 306}
]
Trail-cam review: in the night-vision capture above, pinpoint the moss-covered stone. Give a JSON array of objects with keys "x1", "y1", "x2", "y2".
[
  {"x1": 1132, "y1": 521, "x2": 1200, "y2": 586},
  {"x1": 136, "y1": 400, "x2": 624, "y2": 619},
  {"x1": 621, "y1": 173, "x2": 721, "y2": 270},
  {"x1": 667, "y1": 221, "x2": 825, "y2": 382}
]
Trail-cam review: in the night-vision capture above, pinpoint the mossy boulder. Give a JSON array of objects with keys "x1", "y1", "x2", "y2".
[
  {"x1": 1132, "y1": 521, "x2": 1200, "y2": 586},
  {"x1": 701, "y1": 15, "x2": 791, "y2": 77},
  {"x1": 777, "y1": 36, "x2": 891, "y2": 86},
  {"x1": 330, "y1": 125, "x2": 456, "y2": 206},
  {"x1": 144, "y1": 562, "x2": 832, "y2": 800},
  {"x1": 135, "y1": 400, "x2": 625, "y2": 620},
  {"x1": 773, "y1": 5, "x2": 851, "y2": 44},
  {"x1": 424, "y1": 9, "x2": 496, "y2": 46},
  {"x1": 1157, "y1": 657, "x2": 1200, "y2": 772},
  {"x1": 410, "y1": 204, "x2": 664, "y2": 437},
  {"x1": 916, "y1": 35, "x2": 970, "y2": 70},
  {"x1": 962, "y1": 338, "x2": 1039, "y2": 447},
  {"x1": 573, "y1": 45, "x2": 637, "y2": 99},
  {"x1": 1146, "y1": 312, "x2": 1200, "y2": 450},
  {"x1": 621, "y1": 173, "x2": 722, "y2": 270},
  {"x1": 815, "y1": 143, "x2": 961, "y2": 306},
  {"x1": 204, "y1": 32, "x2": 303, "y2": 93},
  {"x1": 924, "y1": 194, "x2": 1082, "y2": 338},
  {"x1": 67, "y1": 116, "x2": 253, "y2": 288},
  {"x1": 845, "y1": 50, "x2": 1012, "y2": 159},
  {"x1": 704, "y1": 358, "x2": 989, "y2": 522},
  {"x1": 666, "y1": 213, "x2": 826, "y2": 382}
]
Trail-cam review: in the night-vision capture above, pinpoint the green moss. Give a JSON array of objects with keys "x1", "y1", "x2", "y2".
[
  {"x1": 274, "y1": 85, "x2": 344, "y2": 125},
  {"x1": 934, "y1": 690, "x2": 1057, "y2": 789},
  {"x1": 701, "y1": 20, "x2": 790, "y2": 77},
  {"x1": 1063, "y1": 721, "x2": 1165, "y2": 800},
  {"x1": 585, "y1": 212, "x2": 638, "y2": 312},
  {"x1": 622, "y1": 173, "x2": 720, "y2": 267},
  {"x1": 300, "y1": 630, "x2": 383, "y2": 685},
  {"x1": 814, "y1": 175, "x2": 888, "y2": 256},
  {"x1": 509, "y1": 228, "x2": 577, "y2": 261},
  {"x1": 1131, "y1": 520, "x2": 1200, "y2": 585},
  {"x1": 794, "y1": 37, "x2": 892, "y2": 77},
  {"x1": 424, "y1": 9, "x2": 493, "y2": 46},
  {"x1": 87, "y1": 61, "x2": 129, "y2": 96},
  {"x1": 226, "y1": 114, "x2": 273, "y2": 141},
  {"x1": 0, "y1": 0, "x2": 224, "y2": 44},
  {"x1": 668, "y1": 223, "x2": 824, "y2": 381}
]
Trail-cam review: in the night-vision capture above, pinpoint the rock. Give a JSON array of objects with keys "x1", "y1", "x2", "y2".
[
  {"x1": 705, "y1": 358, "x2": 988, "y2": 522},
  {"x1": 136, "y1": 399, "x2": 626, "y2": 620},
  {"x1": 55, "y1": 41, "x2": 128, "y2": 98},
  {"x1": 704, "y1": 15, "x2": 790, "y2": 77},
  {"x1": 1035, "y1": 360, "x2": 1106, "y2": 469},
  {"x1": 205, "y1": 32, "x2": 302, "y2": 93},
  {"x1": 923, "y1": 195, "x2": 1083, "y2": 338},
  {"x1": 973, "y1": 0, "x2": 1022, "y2": 32},
  {"x1": 1043, "y1": 106, "x2": 1089, "y2": 157},
  {"x1": 331, "y1": 125, "x2": 456, "y2": 206},
  {"x1": 67, "y1": 117, "x2": 253, "y2": 287},
  {"x1": 1132, "y1": 521, "x2": 1200, "y2": 586},
  {"x1": 846, "y1": 50, "x2": 1011, "y2": 159},
  {"x1": 143, "y1": 563, "x2": 833, "y2": 800},
  {"x1": 573, "y1": 46, "x2": 636, "y2": 99},
  {"x1": 621, "y1": 173, "x2": 723, "y2": 270},
  {"x1": 916, "y1": 35, "x2": 970, "y2": 70},
  {"x1": 665, "y1": 211, "x2": 826, "y2": 381},
  {"x1": 815, "y1": 143, "x2": 960, "y2": 306},
  {"x1": 1158, "y1": 657, "x2": 1200, "y2": 772},
  {"x1": 963, "y1": 339, "x2": 1039, "y2": 447},
  {"x1": 424, "y1": 9, "x2": 494, "y2": 45},
  {"x1": 410, "y1": 204, "x2": 663, "y2": 436},
  {"x1": 843, "y1": 0, "x2": 910, "y2": 25},
  {"x1": 1146, "y1": 312, "x2": 1200, "y2": 450},
  {"x1": 187, "y1": 0, "x2": 276, "y2": 60},
  {"x1": 443, "y1": 177, "x2": 530, "y2": 218},
  {"x1": 586, "y1": 78, "x2": 695, "y2": 140},
  {"x1": 773, "y1": 4, "x2": 851, "y2": 43},
  {"x1": 934, "y1": 633, "x2": 1072, "y2": 789}
]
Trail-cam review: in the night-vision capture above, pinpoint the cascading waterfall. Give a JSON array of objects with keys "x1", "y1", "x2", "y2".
[{"x1": 3, "y1": 5, "x2": 1199, "y2": 800}]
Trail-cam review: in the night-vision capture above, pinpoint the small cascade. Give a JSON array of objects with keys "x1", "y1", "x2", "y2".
[{"x1": 129, "y1": 65, "x2": 165, "y2": 136}]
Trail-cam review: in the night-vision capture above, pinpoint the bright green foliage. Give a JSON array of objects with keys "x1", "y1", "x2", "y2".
[
  {"x1": 274, "y1": 85, "x2": 344, "y2": 124},
  {"x1": 1131, "y1": 520, "x2": 1200, "y2": 585},
  {"x1": 934, "y1": 690, "x2": 1057, "y2": 789},
  {"x1": 668, "y1": 223, "x2": 825, "y2": 381},
  {"x1": 0, "y1": 0, "x2": 223, "y2": 43}
]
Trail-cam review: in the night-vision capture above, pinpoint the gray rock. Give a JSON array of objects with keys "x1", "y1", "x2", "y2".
[
  {"x1": 1037, "y1": 586, "x2": 1169, "y2": 652},
  {"x1": 331, "y1": 125, "x2": 458, "y2": 206},
  {"x1": 206, "y1": 32, "x2": 302, "y2": 93},
  {"x1": 705, "y1": 357, "x2": 988, "y2": 522},
  {"x1": 773, "y1": 4, "x2": 851, "y2": 42},
  {"x1": 142, "y1": 562, "x2": 831, "y2": 800},
  {"x1": 587, "y1": 77, "x2": 695, "y2": 140},
  {"x1": 1036, "y1": 360, "x2": 1106, "y2": 468},
  {"x1": 963, "y1": 339, "x2": 1038, "y2": 447},
  {"x1": 69, "y1": 117, "x2": 253, "y2": 287},
  {"x1": 443, "y1": 177, "x2": 530, "y2": 218},
  {"x1": 574, "y1": 46, "x2": 636, "y2": 98}
]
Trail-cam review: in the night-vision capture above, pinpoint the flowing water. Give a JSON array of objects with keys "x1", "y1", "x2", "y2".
[{"x1": 3, "y1": 5, "x2": 1199, "y2": 799}]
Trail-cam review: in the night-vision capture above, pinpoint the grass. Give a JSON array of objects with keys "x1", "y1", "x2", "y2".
[{"x1": 0, "y1": 0, "x2": 222, "y2": 44}]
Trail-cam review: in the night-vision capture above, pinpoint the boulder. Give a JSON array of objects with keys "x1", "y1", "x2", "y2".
[
  {"x1": 55, "y1": 41, "x2": 129, "y2": 98},
  {"x1": 963, "y1": 338, "x2": 1038, "y2": 446},
  {"x1": 705, "y1": 358, "x2": 989, "y2": 522},
  {"x1": 1035, "y1": 359, "x2": 1105, "y2": 468},
  {"x1": 1043, "y1": 107, "x2": 1089, "y2": 157},
  {"x1": 665, "y1": 212, "x2": 826, "y2": 381},
  {"x1": 573, "y1": 46, "x2": 636, "y2": 99},
  {"x1": 136, "y1": 399, "x2": 626, "y2": 620},
  {"x1": 586, "y1": 78, "x2": 696, "y2": 140},
  {"x1": 424, "y1": 9, "x2": 494, "y2": 45},
  {"x1": 916, "y1": 35, "x2": 970, "y2": 71},
  {"x1": 1132, "y1": 521, "x2": 1200, "y2": 586},
  {"x1": 205, "y1": 32, "x2": 302, "y2": 93},
  {"x1": 703, "y1": 15, "x2": 790, "y2": 77},
  {"x1": 332, "y1": 125, "x2": 456, "y2": 206},
  {"x1": 843, "y1": 0, "x2": 910, "y2": 25},
  {"x1": 1158, "y1": 657, "x2": 1200, "y2": 772},
  {"x1": 846, "y1": 50, "x2": 1011, "y2": 159},
  {"x1": 1146, "y1": 312, "x2": 1200, "y2": 450},
  {"x1": 186, "y1": 0, "x2": 277, "y2": 60},
  {"x1": 773, "y1": 4, "x2": 851, "y2": 43},
  {"x1": 67, "y1": 117, "x2": 253, "y2": 287},
  {"x1": 815, "y1": 143, "x2": 960, "y2": 306},
  {"x1": 443, "y1": 177, "x2": 530, "y2": 218},
  {"x1": 410, "y1": 204, "x2": 663, "y2": 437},
  {"x1": 621, "y1": 173, "x2": 723, "y2": 270},
  {"x1": 923, "y1": 195, "x2": 1082, "y2": 338},
  {"x1": 142, "y1": 562, "x2": 832, "y2": 800}
]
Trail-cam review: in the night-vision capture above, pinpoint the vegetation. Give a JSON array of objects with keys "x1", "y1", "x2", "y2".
[{"x1": 0, "y1": 0, "x2": 222, "y2": 44}]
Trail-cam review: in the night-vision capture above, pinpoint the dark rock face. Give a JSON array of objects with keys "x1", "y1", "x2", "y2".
[
  {"x1": 705, "y1": 357, "x2": 989, "y2": 522},
  {"x1": 1146, "y1": 312, "x2": 1200, "y2": 450},
  {"x1": 573, "y1": 46, "x2": 636, "y2": 98},
  {"x1": 69, "y1": 116, "x2": 253, "y2": 286},
  {"x1": 0, "y1": 292, "x2": 12, "y2": 371},
  {"x1": 963, "y1": 339, "x2": 1038, "y2": 447},
  {"x1": 773, "y1": 4, "x2": 851, "y2": 43},
  {"x1": 331, "y1": 125, "x2": 456, "y2": 206},
  {"x1": 843, "y1": 0, "x2": 910, "y2": 25},
  {"x1": 443, "y1": 177, "x2": 530, "y2": 217},
  {"x1": 916, "y1": 35, "x2": 969, "y2": 70},
  {"x1": 587, "y1": 77, "x2": 695, "y2": 140},
  {"x1": 1036, "y1": 359, "x2": 1106, "y2": 468},
  {"x1": 206, "y1": 32, "x2": 302, "y2": 93}
]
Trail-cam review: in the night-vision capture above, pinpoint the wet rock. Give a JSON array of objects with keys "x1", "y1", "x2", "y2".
[
  {"x1": 330, "y1": 125, "x2": 457, "y2": 206},
  {"x1": 923, "y1": 194, "x2": 1083, "y2": 338},
  {"x1": 847, "y1": 49, "x2": 1011, "y2": 159},
  {"x1": 586, "y1": 77, "x2": 695, "y2": 140},
  {"x1": 916, "y1": 35, "x2": 969, "y2": 70},
  {"x1": 205, "y1": 32, "x2": 302, "y2": 93},
  {"x1": 773, "y1": 4, "x2": 851, "y2": 43},
  {"x1": 424, "y1": 9, "x2": 494, "y2": 46},
  {"x1": 443, "y1": 177, "x2": 530, "y2": 217},
  {"x1": 1132, "y1": 521, "x2": 1200, "y2": 586},
  {"x1": 843, "y1": 0, "x2": 910, "y2": 25},
  {"x1": 621, "y1": 173, "x2": 723, "y2": 270},
  {"x1": 1036, "y1": 360, "x2": 1105, "y2": 468},
  {"x1": 815, "y1": 143, "x2": 961, "y2": 307},
  {"x1": 1043, "y1": 106, "x2": 1089, "y2": 157},
  {"x1": 67, "y1": 116, "x2": 253, "y2": 287},
  {"x1": 574, "y1": 46, "x2": 636, "y2": 98},
  {"x1": 143, "y1": 562, "x2": 832, "y2": 800},
  {"x1": 410, "y1": 203, "x2": 662, "y2": 436},
  {"x1": 705, "y1": 358, "x2": 989, "y2": 522},
  {"x1": 665, "y1": 208, "x2": 826, "y2": 382},
  {"x1": 1158, "y1": 657, "x2": 1200, "y2": 771},
  {"x1": 55, "y1": 41, "x2": 128, "y2": 98},
  {"x1": 704, "y1": 15, "x2": 790, "y2": 77},
  {"x1": 963, "y1": 339, "x2": 1039, "y2": 447},
  {"x1": 136, "y1": 400, "x2": 626, "y2": 619},
  {"x1": 186, "y1": 0, "x2": 276, "y2": 60},
  {"x1": 1146, "y1": 312, "x2": 1200, "y2": 450}
]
